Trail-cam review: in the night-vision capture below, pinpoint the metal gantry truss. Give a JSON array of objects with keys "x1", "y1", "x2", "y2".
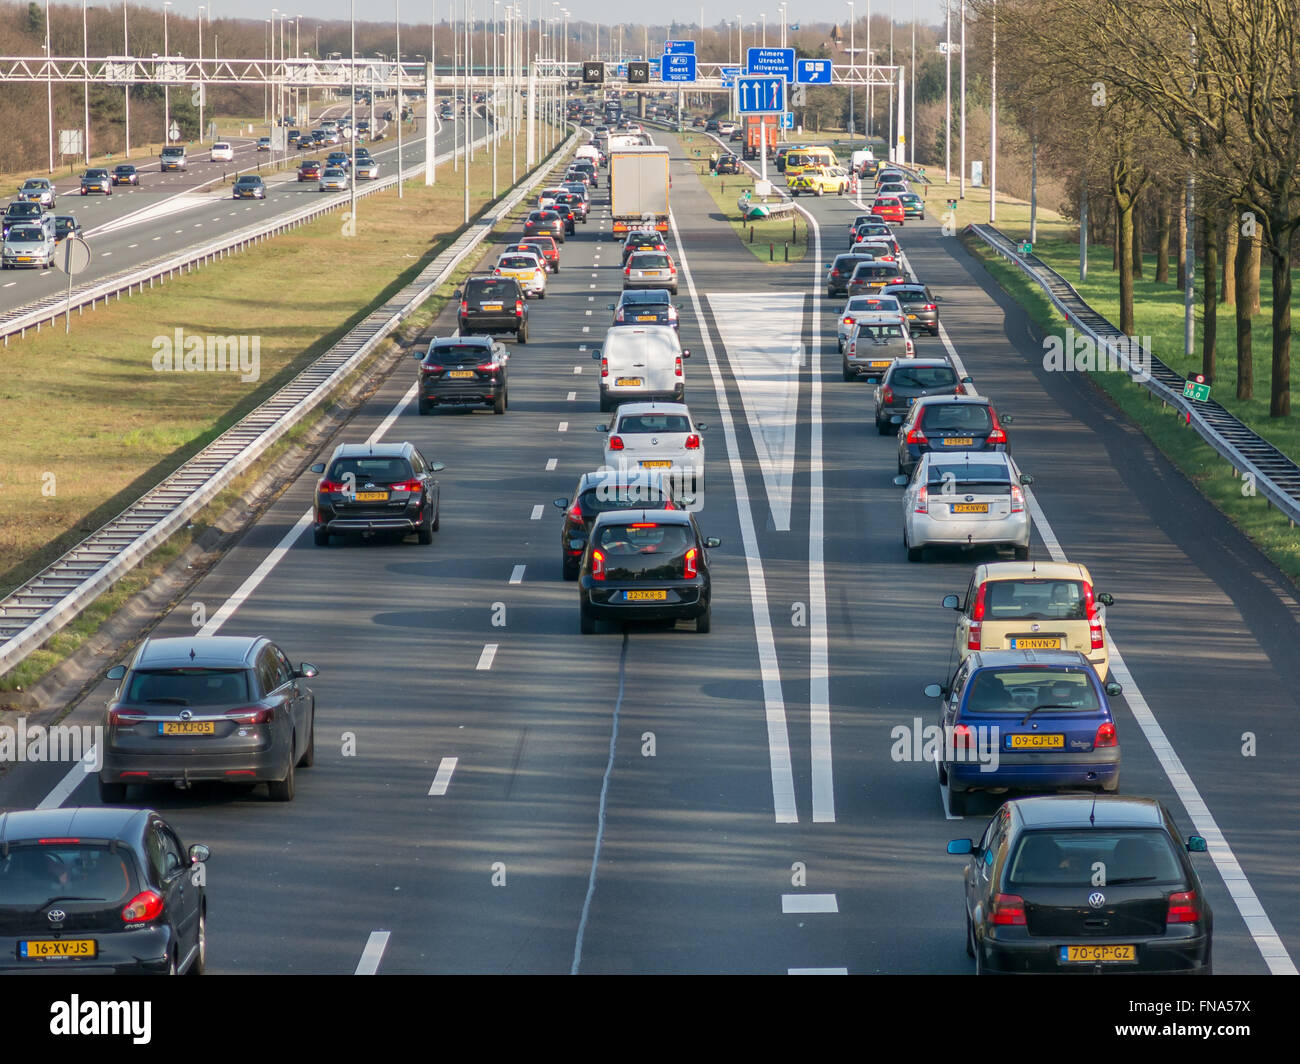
[{"x1": 531, "y1": 58, "x2": 901, "y2": 92}]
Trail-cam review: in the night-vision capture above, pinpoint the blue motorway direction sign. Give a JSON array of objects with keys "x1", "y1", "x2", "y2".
[
  {"x1": 720, "y1": 65, "x2": 741, "y2": 86},
  {"x1": 737, "y1": 75, "x2": 784, "y2": 114},
  {"x1": 780, "y1": 111, "x2": 794, "y2": 129},
  {"x1": 746, "y1": 47, "x2": 795, "y2": 80},
  {"x1": 663, "y1": 40, "x2": 695, "y2": 55},
  {"x1": 796, "y1": 58, "x2": 833, "y2": 84},
  {"x1": 660, "y1": 53, "x2": 697, "y2": 82}
]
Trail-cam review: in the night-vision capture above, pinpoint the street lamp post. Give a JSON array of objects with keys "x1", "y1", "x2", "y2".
[
  {"x1": 396, "y1": 0, "x2": 403, "y2": 198},
  {"x1": 198, "y1": 8, "x2": 205, "y2": 142},
  {"x1": 959, "y1": 0, "x2": 966, "y2": 199},
  {"x1": 350, "y1": 0, "x2": 357, "y2": 231},
  {"x1": 989, "y1": 0, "x2": 996, "y2": 222},
  {"x1": 847, "y1": 3, "x2": 855, "y2": 140},
  {"x1": 45, "y1": 0, "x2": 52, "y2": 172},
  {"x1": 944, "y1": 0, "x2": 951, "y2": 182},
  {"x1": 164, "y1": 2, "x2": 172, "y2": 145},
  {"x1": 123, "y1": 2, "x2": 132, "y2": 157}
]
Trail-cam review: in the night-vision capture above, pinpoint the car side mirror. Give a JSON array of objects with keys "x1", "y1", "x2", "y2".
[
  {"x1": 591, "y1": 349, "x2": 602, "y2": 360},
  {"x1": 596, "y1": 424, "x2": 608, "y2": 432},
  {"x1": 893, "y1": 474, "x2": 909, "y2": 487},
  {"x1": 681, "y1": 350, "x2": 691, "y2": 358},
  {"x1": 924, "y1": 683, "x2": 945, "y2": 698},
  {"x1": 1000, "y1": 414, "x2": 1015, "y2": 425},
  {"x1": 607, "y1": 303, "x2": 616, "y2": 310},
  {"x1": 189, "y1": 844, "x2": 211, "y2": 864},
  {"x1": 946, "y1": 839, "x2": 972, "y2": 855},
  {"x1": 309, "y1": 462, "x2": 325, "y2": 474},
  {"x1": 453, "y1": 289, "x2": 463, "y2": 299},
  {"x1": 413, "y1": 349, "x2": 425, "y2": 358},
  {"x1": 704, "y1": 537, "x2": 721, "y2": 548},
  {"x1": 1097, "y1": 592, "x2": 1114, "y2": 607},
  {"x1": 1105, "y1": 681, "x2": 1123, "y2": 697},
  {"x1": 106, "y1": 664, "x2": 126, "y2": 681},
  {"x1": 553, "y1": 497, "x2": 569, "y2": 510},
  {"x1": 960, "y1": 375, "x2": 973, "y2": 385},
  {"x1": 294, "y1": 663, "x2": 319, "y2": 679},
  {"x1": 1186, "y1": 836, "x2": 1207, "y2": 853},
  {"x1": 890, "y1": 415, "x2": 903, "y2": 425},
  {"x1": 430, "y1": 462, "x2": 445, "y2": 472},
  {"x1": 1019, "y1": 473, "x2": 1034, "y2": 485},
  {"x1": 696, "y1": 424, "x2": 707, "y2": 431},
  {"x1": 942, "y1": 594, "x2": 961, "y2": 610}
]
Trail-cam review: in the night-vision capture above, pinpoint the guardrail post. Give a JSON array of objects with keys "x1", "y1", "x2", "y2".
[{"x1": 769, "y1": 242, "x2": 774, "y2": 261}]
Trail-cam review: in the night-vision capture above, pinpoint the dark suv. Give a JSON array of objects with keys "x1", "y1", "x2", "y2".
[
  {"x1": 2, "y1": 200, "x2": 49, "y2": 238},
  {"x1": 98, "y1": 635, "x2": 318, "y2": 803},
  {"x1": 553, "y1": 469, "x2": 679, "y2": 579},
  {"x1": 456, "y1": 275, "x2": 529, "y2": 342},
  {"x1": 79, "y1": 168, "x2": 113, "y2": 194},
  {"x1": 874, "y1": 358, "x2": 967, "y2": 434},
  {"x1": 233, "y1": 175, "x2": 267, "y2": 199},
  {"x1": 0, "y1": 807, "x2": 210, "y2": 975},
  {"x1": 416, "y1": 335, "x2": 508, "y2": 415},
  {"x1": 310, "y1": 441, "x2": 443, "y2": 545}
]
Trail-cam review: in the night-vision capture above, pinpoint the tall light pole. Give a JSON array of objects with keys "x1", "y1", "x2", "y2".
[
  {"x1": 264, "y1": 18, "x2": 270, "y2": 124},
  {"x1": 350, "y1": 0, "x2": 357, "y2": 231},
  {"x1": 45, "y1": 0, "x2": 52, "y2": 172},
  {"x1": 164, "y1": 1, "x2": 172, "y2": 144},
  {"x1": 909, "y1": 0, "x2": 915, "y2": 166},
  {"x1": 123, "y1": 2, "x2": 132, "y2": 157},
  {"x1": 988, "y1": 0, "x2": 996, "y2": 221},
  {"x1": 959, "y1": 0, "x2": 965, "y2": 199},
  {"x1": 492, "y1": 1, "x2": 499, "y2": 197},
  {"x1": 82, "y1": 0, "x2": 91, "y2": 163},
  {"x1": 464, "y1": 0, "x2": 470, "y2": 223},
  {"x1": 866, "y1": 0, "x2": 872, "y2": 139},
  {"x1": 847, "y1": 3, "x2": 854, "y2": 139},
  {"x1": 425, "y1": 0, "x2": 435, "y2": 186},
  {"x1": 396, "y1": 0, "x2": 403, "y2": 198},
  {"x1": 944, "y1": 0, "x2": 951, "y2": 181},
  {"x1": 780, "y1": 2, "x2": 787, "y2": 48},
  {"x1": 761, "y1": 12, "x2": 766, "y2": 47},
  {"x1": 197, "y1": 7, "x2": 205, "y2": 142}
]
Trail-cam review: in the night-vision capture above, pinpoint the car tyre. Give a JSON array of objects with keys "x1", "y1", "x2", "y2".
[
  {"x1": 417, "y1": 515, "x2": 434, "y2": 544},
  {"x1": 493, "y1": 390, "x2": 506, "y2": 415},
  {"x1": 579, "y1": 607, "x2": 597, "y2": 634},
  {"x1": 696, "y1": 604, "x2": 711, "y2": 634},
  {"x1": 563, "y1": 559, "x2": 580, "y2": 581},
  {"x1": 876, "y1": 417, "x2": 892, "y2": 435},
  {"x1": 431, "y1": 504, "x2": 441, "y2": 532},
  {"x1": 98, "y1": 779, "x2": 127, "y2": 803},
  {"x1": 267, "y1": 752, "x2": 295, "y2": 802},
  {"x1": 965, "y1": 911, "x2": 976, "y2": 958},
  {"x1": 189, "y1": 908, "x2": 207, "y2": 975},
  {"x1": 313, "y1": 527, "x2": 330, "y2": 546},
  {"x1": 842, "y1": 361, "x2": 854, "y2": 381},
  {"x1": 297, "y1": 709, "x2": 315, "y2": 767},
  {"x1": 539, "y1": 289, "x2": 546, "y2": 299},
  {"x1": 599, "y1": 393, "x2": 613, "y2": 413},
  {"x1": 517, "y1": 324, "x2": 528, "y2": 344},
  {"x1": 948, "y1": 786, "x2": 969, "y2": 815},
  {"x1": 1014, "y1": 544, "x2": 1030, "y2": 561},
  {"x1": 417, "y1": 398, "x2": 433, "y2": 415}
]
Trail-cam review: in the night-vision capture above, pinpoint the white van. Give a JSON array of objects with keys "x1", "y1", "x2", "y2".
[
  {"x1": 210, "y1": 142, "x2": 234, "y2": 162},
  {"x1": 850, "y1": 149, "x2": 875, "y2": 172},
  {"x1": 593, "y1": 325, "x2": 689, "y2": 411},
  {"x1": 575, "y1": 144, "x2": 601, "y2": 167}
]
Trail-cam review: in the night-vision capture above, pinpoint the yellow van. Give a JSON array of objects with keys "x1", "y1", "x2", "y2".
[{"x1": 782, "y1": 146, "x2": 839, "y2": 176}]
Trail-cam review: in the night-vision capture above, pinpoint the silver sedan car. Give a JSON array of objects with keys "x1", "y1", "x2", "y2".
[
  {"x1": 352, "y1": 156, "x2": 379, "y2": 180},
  {"x1": 17, "y1": 178, "x2": 55, "y2": 208},
  {"x1": 624, "y1": 250, "x2": 679, "y2": 295},
  {"x1": 319, "y1": 167, "x2": 349, "y2": 191},
  {"x1": 836, "y1": 294, "x2": 905, "y2": 352},
  {"x1": 894, "y1": 451, "x2": 1033, "y2": 563}
]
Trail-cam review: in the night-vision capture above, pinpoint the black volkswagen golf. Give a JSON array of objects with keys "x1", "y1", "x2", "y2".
[
  {"x1": 947, "y1": 796, "x2": 1213, "y2": 975},
  {"x1": 416, "y1": 335, "x2": 508, "y2": 415},
  {"x1": 0, "y1": 807, "x2": 209, "y2": 974}
]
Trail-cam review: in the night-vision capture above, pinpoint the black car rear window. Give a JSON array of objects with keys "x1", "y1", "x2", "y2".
[
  {"x1": 0, "y1": 844, "x2": 134, "y2": 907},
  {"x1": 892, "y1": 289, "x2": 930, "y2": 304},
  {"x1": 579, "y1": 487, "x2": 670, "y2": 514},
  {"x1": 964, "y1": 668, "x2": 1100, "y2": 714},
  {"x1": 326, "y1": 457, "x2": 413, "y2": 485},
  {"x1": 622, "y1": 291, "x2": 670, "y2": 305},
  {"x1": 428, "y1": 344, "x2": 490, "y2": 364},
  {"x1": 890, "y1": 365, "x2": 957, "y2": 389},
  {"x1": 466, "y1": 278, "x2": 519, "y2": 298},
  {"x1": 616, "y1": 414, "x2": 692, "y2": 433},
  {"x1": 125, "y1": 667, "x2": 251, "y2": 706},
  {"x1": 595, "y1": 523, "x2": 692, "y2": 577},
  {"x1": 852, "y1": 264, "x2": 901, "y2": 279},
  {"x1": 1007, "y1": 830, "x2": 1185, "y2": 888},
  {"x1": 919, "y1": 403, "x2": 993, "y2": 433},
  {"x1": 833, "y1": 255, "x2": 874, "y2": 272}
]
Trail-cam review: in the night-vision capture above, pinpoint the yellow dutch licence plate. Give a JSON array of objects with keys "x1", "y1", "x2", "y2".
[
  {"x1": 1008, "y1": 733, "x2": 1064, "y2": 749},
  {"x1": 907, "y1": 313, "x2": 918, "y2": 319},
  {"x1": 869, "y1": 360, "x2": 892, "y2": 368},
  {"x1": 482, "y1": 303, "x2": 503, "y2": 310},
  {"x1": 615, "y1": 377, "x2": 643, "y2": 386},
  {"x1": 448, "y1": 370, "x2": 475, "y2": 378},
  {"x1": 636, "y1": 314, "x2": 659, "y2": 321},
  {"x1": 354, "y1": 491, "x2": 388, "y2": 501},
  {"x1": 21, "y1": 939, "x2": 97, "y2": 959},
  {"x1": 942, "y1": 437, "x2": 975, "y2": 446},
  {"x1": 639, "y1": 460, "x2": 672, "y2": 468},
  {"x1": 1063, "y1": 944, "x2": 1135, "y2": 963},
  {"x1": 1012, "y1": 637, "x2": 1062, "y2": 649},
  {"x1": 625, "y1": 590, "x2": 668, "y2": 602},
  {"x1": 161, "y1": 720, "x2": 216, "y2": 735},
  {"x1": 951, "y1": 503, "x2": 989, "y2": 513}
]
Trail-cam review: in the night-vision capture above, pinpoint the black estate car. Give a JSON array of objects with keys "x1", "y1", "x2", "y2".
[
  {"x1": 311, "y1": 441, "x2": 443, "y2": 545},
  {"x1": 456, "y1": 275, "x2": 529, "y2": 342}
]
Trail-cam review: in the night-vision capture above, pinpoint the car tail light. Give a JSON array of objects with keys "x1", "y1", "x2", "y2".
[
  {"x1": 684, "y1": 434, "x2": 701, "y2": 449},
  {"x1": 955, "y1": 384, "x2": 966, "y2": 395},
  {"x1": 122, "y1": 890, "x2": 166, "y2": 923},
  {"x1": 38, "y1": 838, "x2": 81, "y2": 845},
  {"x1": 924, "y1": 303, "x2": 937, "y2": 311},
  {"x1": 906, "y1": 339, "x2": 915, "y2": 356},
  {"x1": 667, "y1": 306, "x2": 678, "y2": 321},
  {"x1": 968, "y1": 583, "x2": 987, "y2": 650},
  {"x1": 624, "y1": 266, "x2": 631, "y2": 275},
  {"x1": 591, "y1": 548, "x2": 606, "y2": 580},
  {"x1": 459, "y1": 300, "x2": 468, "y2": 314},
  {"x1": 615, "y1": 307, "x2": 625, "y2": 322},
  {"x1": 226, "y1": 706, "x2": 274, "y2": 724},
  {"x1": 951, "y1": 723, "x2": 975, "y2": 751},
  {"x1": 420, "y1": 363, "x2": 443, "y2": 374},
  {"x1": 567, "y1": 498, "x2": 583, "y2": 522},
  {"x1": 684, "y1": 547, "x2": 698, "y2": 578},
  {"x1": 830, "y1": 268, "x2": 841, "y2": 278},
  {"x1": 1010, "y1": 484, "x2": 1025, "y2": 513},
  {"x1": 515, "y1": 300, "x2": 524, "y2": 316},
  {"x1": 317, "y1": 479, "x2": 347, "y2": 493},
  {"x1": 1167, "y1": 889, "x2": 1201, "y2": 924},
  {"x1": 990, "y1": 893, "x2": 1027, "y2": 926},
  {"x1": 390, "y1": 479, "x2": 423, "y2": 493},
  {"x1": 608, "y1": 435, "x2": 625, "y2": 450},
  {"x1": 843, "y1": 315, "x2": 855, "y2": 326},
  {"x1": 476, "y1": 363, "x2": 497, "y2": 373},
  {"x1": 1094, "y1": 721, "x2": 1118, "y2": 748},
  {"x1": 1083, "y1": 583, "x2": 1105, "y2": 649},
  {"x1": 107, "y1": 707, "x2": 148, "y2": 726},
  {"x1": 675, "y1": 356, "x2": 683, "y2": 377},
  {"x1": 600, "y1": 358, "x2": 609, "y2": 378},
  {"x1": 914, "y1": 484, "x2": 929, "y2": 514},
  {"x1": 905, "y1": 426, "x2": 928, "y2": 445},
  {"x1": 987, "y1": 411, "x2": 1008, "y2": 445},
  {"x1": 881, "y1": 385, "x2": 894, "y2": 405}
]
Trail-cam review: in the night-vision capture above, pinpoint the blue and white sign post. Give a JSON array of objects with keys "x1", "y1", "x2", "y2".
[
  {"x1": 663, "y1": 40, "x2": 695, "y2": 55},
  {"x1": 660, "y1": 53, "x2": 696, "y2": 83},
  {"x1": 745, "y1": 47, "x2": 796, "y2": 80},
  {"x1": 795, "y1": 58, "x2": 832, "y2": 84},
  {"x1": 737, "y1": 75, "x2": 784, "y2": 183}
]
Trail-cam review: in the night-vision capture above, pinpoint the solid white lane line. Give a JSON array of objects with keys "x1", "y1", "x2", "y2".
[
  {"x1": 368, "y1": 383, "x2": 418, "y2": 443},
  {"x1": 127, "y1": 243, "x2": 138, "y2": 248},
  {"x1": 546, "y1": 458, "x2": 558, "y2": 470},
  {"x1": 37, "y1": 751, "x2": 100, "y2": 810},
  {"x1": 197, "y1": 510, "x2": 315, "y2": 637},
  {"x1": 668, "y1": 210, "x2": 798, "y2": 824},
  {"x1": 530, "y1": 504, "x2": 544, "y2": 520},
  {"x1": 789, "y1": 967, "x2": 848, "y2": 975},
  {"x1": 781, "y1": 894, "x2": 839, "y2": 914},
  {"x1": 428, "y1": 757, "x2": 459, "y2": 795},
  {"x1": 476, "y1": 644, "x2": 498, "y2": 670},
  {"x1": 509, "y1": 564, "x2": 525, "y2": 584},
  {"x1": 354, "y1": 931, "x2": 391, "y2": 974}
]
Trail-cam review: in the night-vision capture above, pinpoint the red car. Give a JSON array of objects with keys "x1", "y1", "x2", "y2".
[
  {"x1": 871, "y1": 197, "x2": 905, "y2": 226},
  {"x1": 519, "y1": 235, "x2": 560, "y2": 272},
  {"x1": 298, "y1": 160, "x2": 322, "y2": 181}
]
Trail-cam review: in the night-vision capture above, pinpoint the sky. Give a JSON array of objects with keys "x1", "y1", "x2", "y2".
[{"x1": 118, "y1": 1, "x2": 953, "y2": 32}]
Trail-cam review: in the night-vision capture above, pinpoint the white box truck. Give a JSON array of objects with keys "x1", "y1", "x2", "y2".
[{"x1": 609, "y1": 145, "x2": 670, "y2": 241}]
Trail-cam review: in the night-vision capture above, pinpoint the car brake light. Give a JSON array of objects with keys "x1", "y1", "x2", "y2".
[
  {"x1": 684, "y1": 547, "x2": 698, "y2": 578},
  {"x1": 951, "y1": 723, "x2": 975, "y2": 750},
  {"x1": 591, "y1": 548, "x2": 606, "y2": 580},
  {"x1": 624, "y1": 266, "x2": 631, "y2": 275},
  {"x1": 608, "y1": 435, "x2": 625, "y2": 450},
  {"x1": 1094, "y1": 721, "x2": 1118, "y2": 748},
  {"x1": 1166, "y1": 889, "x2": 1201, "y2": 924},
  {"x1": 1010, "y1": 484, "x2": 1025, "y2": 513},
  {"x1": 420, "y1": 363, "x2": 443, "y2": 374},
  {"x1": 914, "y1": 484, "x2": 929, "y2": 514},
  {"x1": 38, "y1": 838, "x2": 80, "y2": 845},
  {"x1": 675, "y1": 356, "x2": 683, "y2": 377},
  {"x1": 881, "y1": 385, "x2": 894, "y2": 404},
  {"x1": 317, "y1": 479, "x2": 346, "y2": 493},
  {"x1": 987, "y1": 410, "x2": 1008, "y2": 445},
  {"x1": 905, "y1": 426, "x2": 928, "y2": 445},
  {"x1": 567, "y1": 499, "x2": 583, "y2": 521},
  {"x1": 107, "y1": 707, "x2": 148, "y2": 726},
  {"x1": 684, "y1": 434, "x2": 701, "y2": 449},
  {"x1": 967, "y1": 584, "x2": 987, "y2": 649},
  {"x1": 459, "y1": 300, "x2": 468, "y2": 313},
  {"x1": 476, "y1": 363, "x2": 496, "y2": 373},
  {"x1": 1083, "y1": 583, "x2": 1105, "y2": 649},
  {"x1": 122, "y1": 890, "x2": 165, "y2": 923},
  {"x1": 515, "y1": 300, "x2": 524, "y2": 315},
  {"x1": 600, "y1": 358, "x2": 609, "y2": 378},
  {"x1": 924, "y1": 303, "x2": 936, "y2": 311},
  {"x1": 831, "y1": 268, "x2": 840, "y2": 278},
  {"x1": 990, "y1": 893, "x2": 1027, "y2": 926}
]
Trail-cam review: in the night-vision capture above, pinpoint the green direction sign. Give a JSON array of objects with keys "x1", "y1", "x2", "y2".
[
  {"x1": 1183, "y1": 379, "x2": 1212, "y2": 402},
  {"x1": 946, "y1": 198, "x2": 957, "y2": 211},
  {"x1": 1020, "y1": 241, "x2": 1033, "y2": 255}
]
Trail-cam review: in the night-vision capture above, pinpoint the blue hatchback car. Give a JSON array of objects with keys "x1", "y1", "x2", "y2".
[{"x1": 925, "y1": 650, "x2": 1123, "y2": 816}]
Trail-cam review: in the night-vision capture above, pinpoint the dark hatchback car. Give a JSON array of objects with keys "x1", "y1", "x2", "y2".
[
  {"x1": 825, "y1": 253, "x2": 879, "y2": 298},
  {"x1": 948, "y1": 796, "x2": 1212, "y2": 975},
  {"x1": 555, "y1": 191, "x2": 588, "y2": 222},
  {"x1": 847, "y1": 261, "x2": 910, "y2": 297},
  {"x1": 570, "y1": 160, "x2": 599, "y2": 187},
  {"x1": 554, "y1": 469, "x2": 679, "y2": 579},
  {"x1": 311, "y1": 441, "x2": 443, "y2": 546},
  {"x1": 882, "y1": 282, "x2": 941, "y2": 336},
  {"x1": 578, "y1": 509, "x2": 719, "y2": 633},
  {"x1": 874, "y1": 358, "x2": 966, "y2": 434},
  {"x1": 298, "y1": 159, "x2": 323, "y2": 181},
  {"x1": 715, "y1": 154, "x2": 740, "y2": 175},
  {"x1": 621, "y1": 230, "x2": 667, "y2": 265},
  {"x1": 456, "y1": 275, "x2": 528, "y2": 342},
  {"x1": 523, "y1": 209, "x2": 565, "y2": 243},
  {"x1": 0, "y1": 807, "x2": 209, "y2": 975},
  {"x1": 53, "y1": 215, "x2": 82, "y2": 243},
  {"x1": 927, "y1": 650, "x2": 1123, "y2": 814},
  {"x1": 99, "y1": 635, "x2": 318, "y2": 803},
  {"x1": 3, "y1": 201, "x2": 48, "y2": 239},
  {"x1": 549, "y1": 199, "x2": 577, "y2": 234},
  {"x1": 233, "y1": 175, "x2": 267, "y2": 199},
  {"x1": 416, "y1": 335, "x2": 508, "y2": 415},
  {"x1": 111, "y1": 163, "x2": 140, "y2": 186},
  {"x1": 80, "y1": 168, "x2": 113, "y2": 194},
  {"x1": 896, "y1": 395, "x2": 1012, "y2": 476},
  {"x1": 609, "y1": 288, "x2": 679, "y2": 330}
]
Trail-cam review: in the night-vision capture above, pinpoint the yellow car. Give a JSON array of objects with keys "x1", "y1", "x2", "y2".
[
  {"x1": 789, "y1": 166, "x2": 850, "y2": 197},
  {"x1": 493, "y1": 252, "x2": 548, "y2": 299},
  {"x1": 941, "y1": 561, "x2": 1115, "y2": 680}
]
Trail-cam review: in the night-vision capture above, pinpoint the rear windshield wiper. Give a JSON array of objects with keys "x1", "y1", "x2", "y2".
[
  {"x1": 1019, "y1": 703, "x2": 1076, "y2": 726},
  {"x1": 1105, "y1": 876, "x2": 1158, "y2": 885},
  {"x1": 31, "y1": 895, "x2": 103, "y2": 912}
]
